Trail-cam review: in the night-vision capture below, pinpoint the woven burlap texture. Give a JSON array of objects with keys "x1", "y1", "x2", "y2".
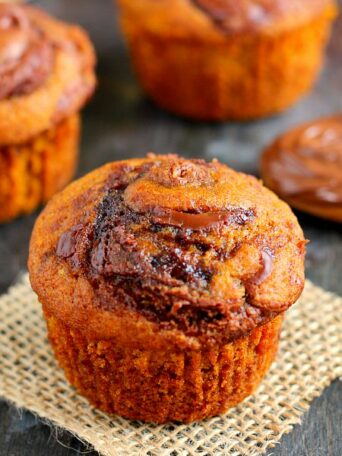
[{"x1": 0, "y1": 275, "x2": 341, "y2": 456}]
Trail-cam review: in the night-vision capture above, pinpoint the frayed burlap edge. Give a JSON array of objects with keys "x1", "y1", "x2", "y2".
[{"x1": 0, "y1": 274, "x2": 341, "y2": 456}]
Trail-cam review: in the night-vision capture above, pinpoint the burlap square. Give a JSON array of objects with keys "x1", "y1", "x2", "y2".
[{"x1": 0, "y1": 274, "x2": 341, "y2": 456}]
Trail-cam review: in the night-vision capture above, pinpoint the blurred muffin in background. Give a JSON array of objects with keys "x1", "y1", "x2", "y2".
[
  {"x1": 117, "y1": 0, "x2": 337, "y2": 121},
  {"x1": 0, "y1": 3, "x2": 96, "y2": 223}
]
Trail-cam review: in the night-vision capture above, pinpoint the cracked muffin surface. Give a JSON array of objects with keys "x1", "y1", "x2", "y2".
[
  {"x1": 30, "y1": 154, "x2": 305, "y2": 346},
  {"x1": 29, "y1": 154, "x2": 306, "y2": 422}
]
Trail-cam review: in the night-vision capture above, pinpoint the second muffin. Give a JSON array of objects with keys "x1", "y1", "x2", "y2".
[
  {"x1": 118, "y1": 0, "x2": 337, "y2": 120},
  {"x1": 29, "y1": 154, "x2": 306, "y2": 423},
  {"x1": 0, "y1": 4, "x2": 96, "y2": 222}
]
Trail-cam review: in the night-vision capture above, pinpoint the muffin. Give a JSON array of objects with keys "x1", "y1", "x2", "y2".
[
  {"x1": 117, "y1": 0, "x2": 337, "y2": 121},
  {"x1": 29, "y1": 154, "x2": 306, "y2": 423},
  {"x1": 0, "y1": 3, "x2": 96, "y2": 222},
  {"x1": 261, "y1": 114, "x2": 342, "y2": 223}
]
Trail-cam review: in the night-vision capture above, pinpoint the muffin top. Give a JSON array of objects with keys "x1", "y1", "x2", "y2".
[
  {"x1": 29, "y1": 155, "x2": 306, "y2": 349},
  {"x1": 0, "y1": 3, "x2": 96, "y2": 144},
  {"x1": 118, "y1": 0, "x2": 337, "y2": 40},
  {"x1": 261, "y1": 115, "x2": 342, "y2": 222}
]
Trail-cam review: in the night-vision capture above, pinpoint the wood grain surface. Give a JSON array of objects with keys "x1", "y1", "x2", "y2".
[{"x1": 0, "y1": 1, "x2": 341, "y2": 455}]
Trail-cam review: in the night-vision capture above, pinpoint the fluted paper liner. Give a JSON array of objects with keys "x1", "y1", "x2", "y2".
[{"x1": 0, "y1": 274, "x2": 341, "y2": 456}]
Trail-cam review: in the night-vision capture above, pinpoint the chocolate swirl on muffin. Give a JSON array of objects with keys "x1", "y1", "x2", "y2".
[
  {"x1": 191, "y1": 0, "x2": 334, "y2": 33},
  {"x1": 0, "y1": 4, "x2": 96, "y2": 222},
  {"x1": 0, "y1": 3, "x2": 96, "y2": 145},
  {"x1": 0, "y1": 4, "x2": 54, "y2": 99},
  {"x1": 261, "y1": 115, "x2": 342, "y2": 222},
  {"x1": 52, "y1": 155, "x2": 305, "y2": 342}
]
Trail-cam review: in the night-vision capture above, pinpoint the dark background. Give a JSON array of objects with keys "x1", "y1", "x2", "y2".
[{"x1": 0, "y1": 1, "x2": 341, "y2": 455}]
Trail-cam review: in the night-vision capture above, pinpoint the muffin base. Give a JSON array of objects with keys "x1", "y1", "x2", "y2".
[
  {"x1": 46, "y1": 313, "x2": 283, "y2": 423},
  {"x1": 121, "y1": 11, "x2": 334, "y2": 120},
  {"x1": 0, "y1": 114, "x2": 80, "y2": 223}
]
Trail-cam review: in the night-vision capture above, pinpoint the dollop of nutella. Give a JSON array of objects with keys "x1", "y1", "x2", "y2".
[
  {"x1": 0, "y1": 4, "x2": 53, "y2": 99},
  {"x1": 261, "y1": 115, "x2": 342, "y2": 222}
]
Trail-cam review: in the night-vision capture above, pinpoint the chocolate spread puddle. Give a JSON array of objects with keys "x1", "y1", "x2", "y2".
[{"x1": 262, "y1": 115, "x2": 342, "y2": 221}]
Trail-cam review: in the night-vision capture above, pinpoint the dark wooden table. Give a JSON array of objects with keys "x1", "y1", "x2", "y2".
[{"x1": 0, "y1": 1, "x2": 341, "y2": 455}]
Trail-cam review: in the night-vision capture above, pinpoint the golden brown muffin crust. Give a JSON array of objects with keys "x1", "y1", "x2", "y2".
[
  {"x1": 29, "y1": 155, "x2": 305, "y2": 349},
  {"x1": 118, "y1": 1, "x2": 336, "y2": 120},
  {"x1": 0, "y1": 4, "x2": 96, "y2": 144}
]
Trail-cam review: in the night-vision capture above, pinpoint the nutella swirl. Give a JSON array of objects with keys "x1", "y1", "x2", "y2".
[
  {"x1": 54, "y1": 156, "x2": 301, "y2": 340},
  {"x1": 261, "y1": 115, "x2": 342, "y2": 222},
  {"x1": 192, "y1": 0, "x2": 275, "y2": 32},
  {"x1": 0, "y1": 4, "x2": 53, "y2": 99},
  {"x1": 191, "y1": 0, "x2": 334, "y2": 34}
]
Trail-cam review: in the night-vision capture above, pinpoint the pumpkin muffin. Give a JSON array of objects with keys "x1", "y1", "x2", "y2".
[
  {"x1": 0, "y1": 3, "x2": 96, "y2": 222},
  {"x1": 117, "y1": 0, "x2": 337, "y2": 120},
  {"x1": 29, "y1": 154, "x2": 306, "y2": 423}
]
